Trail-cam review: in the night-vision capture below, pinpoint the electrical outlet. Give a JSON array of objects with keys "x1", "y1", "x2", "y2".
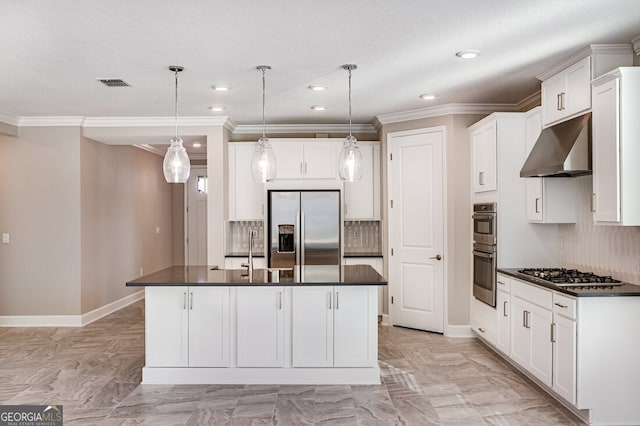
[
  {"x1": 155, "y1": 226, "x2": 160, "y2": 234},
  {"x1": 251, "y1": 229, "x2": 258, "y2": 238},
  {"x1": 2, "y1": 233, "x2": 9, "y2": 244},
  {"x1": 139, "y1": 268, "x2": 144, "y2": 276},
  {"x1": 353, "y1": 229, "x2": 361, "y2": 239}
]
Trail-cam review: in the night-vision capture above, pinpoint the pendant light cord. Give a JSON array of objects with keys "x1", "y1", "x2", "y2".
[
  {"x1": 174, "y1": 69, "x2": 179, "y2": 139},
  {"x1": 348, "y1": 67, "x2": 352, "y2": 139},
  {"x1": 261, "y1": 67, "x2": 266, "y2": 139}
]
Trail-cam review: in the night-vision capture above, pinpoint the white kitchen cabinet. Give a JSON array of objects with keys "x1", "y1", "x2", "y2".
[
  {"x1": 538, "y1": 45, "x2": 633, "y2": 128},
  {"x1": 470, "y1": 297, "x2": 497, "y2": 346},
  {"x1": 470, "y1": 120, "x2": 497, "y2": 193},
  {"x1": 224, "y1": 257, "x2": 266, "y2": 270},
  {"x1": 552, "y1": 311, "x2": 577, "y2": 405},
  {"x1": 496, "y1": 274, "x2": 511, "y2": 355},
  {"x1": 236, "y1": 287, "x2": 286, "y2": 367},
  {"x1": 292, "y1": 286, "x2": 377, "y2": 368},
  {"x1": 271, "y1": 139, "x2": 339, "y2": 180},
  {"x1": 228, "y1": 143, "x2": 264, "y2": 220},
  {"x1": 145, "y1": 287, "x2": 230, "y2": 368},
  {"x1": 592, "y1": 67, "x2": 640, "y2": 226},
  {"x1": 344, "y1": 257, "x2": 383, "y2": 315},
  {"x1": 524, "y1": 108, "x2": 576, "y2": 223},
  {"x1": 510, "y1": 280, "x2": 553, "y2": 387},
  {"x1": 344, "y1": 142, "x2": 380, "y2": 219}
]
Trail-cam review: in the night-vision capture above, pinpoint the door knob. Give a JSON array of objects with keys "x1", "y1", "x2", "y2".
[{"x1": 430, "y1": 254, "x2": 442, "y2": 261}]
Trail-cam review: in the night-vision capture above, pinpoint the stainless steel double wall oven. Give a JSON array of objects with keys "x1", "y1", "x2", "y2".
[{"x1": 472, "y1": 203, "x2": 497, "y2": 307}]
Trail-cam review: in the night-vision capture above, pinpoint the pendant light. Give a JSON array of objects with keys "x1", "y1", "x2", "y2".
[
  {"x1": 338, "y1": 64, "x2": 363, "y2": 182},
  {"x1": 251, "y1": 65, "x2": 277, "y2": 183},
  {"x1": 163, "y1": 65, "x2": 191, "y2": 183}
]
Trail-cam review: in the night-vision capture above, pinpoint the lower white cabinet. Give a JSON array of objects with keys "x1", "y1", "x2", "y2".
[
  {"x1": 510, "y1": 283, "x2": 553, "y2": 387},
  {"x1": 292, "y1": 286, "x2": 377, "y2": 368},
  {"x1": 344, "y1": 257, "x2": 384, "y2": 315},
  {"x1": 146, "y1": 287, "x2": 230, "y2": 367},
  {"x1": 470, "y1": 297, "x2": 497, "y2": 346},
  {"x1": 552, "y1": 313, "x2": 577, "y2": 404},
  {"x1": 236, "y1": 287, "x2": 285, "y2": 367},
  {"x1": 496, "y1": 275, "x2": 511, "y2": 355}
]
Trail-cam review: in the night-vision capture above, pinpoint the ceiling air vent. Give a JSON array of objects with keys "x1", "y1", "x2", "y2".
[{"x1": 97, "y1": 78, "x2": 130, "y2": 87}]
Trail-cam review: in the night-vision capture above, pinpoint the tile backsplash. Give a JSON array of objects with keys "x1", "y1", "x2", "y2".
[
  {"x1": 344, "y1": 220, "x2": 381, "y2": 254},
  {"x1": 559, "y1": 176, "x2": 640, "y2": 284},
  {"x1": 227, "y1": 220, "x2": 264, "y2": 253}
]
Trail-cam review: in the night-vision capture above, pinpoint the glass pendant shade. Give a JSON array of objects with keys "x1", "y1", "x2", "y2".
[
  {"x1": 163, "y1": 136, "x2": 191, "y2": 183},
  {"x1": 251, "y1": 136, "x2": 277, "y2": 183},
  {"x1": 338, "y1": 135, "x2": 363, "y2": 182}
]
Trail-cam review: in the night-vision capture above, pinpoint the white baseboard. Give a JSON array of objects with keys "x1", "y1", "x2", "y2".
[
  {"x1": 444, "y1": 324, "x2": 474, "y2": 337},
  {"x1": 380, "y1": 313, "x2": 390, "y2": 326},
  {"x1": 0, "y1": 290, "x2": 144, "y2": 327}
]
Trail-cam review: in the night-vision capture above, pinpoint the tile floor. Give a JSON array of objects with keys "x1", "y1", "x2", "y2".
[{"x1": 0, "y1": 301, "x2": 584, "y2": 425}]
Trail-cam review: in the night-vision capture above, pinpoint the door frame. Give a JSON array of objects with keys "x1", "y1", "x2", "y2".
[
  {"x1": 184, "y1": 165, "x2": 208, "y2": 265},
  {"x1": 385, "y1": 126, "x2": 448, "y2": 332}
]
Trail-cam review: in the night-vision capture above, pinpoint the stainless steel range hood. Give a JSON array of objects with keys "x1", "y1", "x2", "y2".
[{"x1": 520, "y1": 113, "x2": 592, "y2": 177}]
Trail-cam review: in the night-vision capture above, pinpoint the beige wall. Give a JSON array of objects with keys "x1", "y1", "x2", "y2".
[
  {"x1": 172, "y1": 185, "x2": 185, "y2": 264},
  {"x1": 0, "y1": 121, "x2": 17, "y2": 137},
  {"x1": 380, "y1": 114, "x2": 486, "y2": 327},
  {"x1": 0, "y1": 127, "x2": 82, "y2": 315},
  {"x1": 207, "y1": 127, "x2": 228, "y2": 266},
  {"x1": 80, "y1": 138, "x2": 175, "y2": 313}
]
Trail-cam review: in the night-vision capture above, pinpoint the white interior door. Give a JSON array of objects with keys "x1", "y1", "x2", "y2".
[
  {"x1": 388, "y1": 128, "x2": 444, "y2": 333},
  {"x1": 186, "y1": 166, "x2": 208, "y2": 265}
]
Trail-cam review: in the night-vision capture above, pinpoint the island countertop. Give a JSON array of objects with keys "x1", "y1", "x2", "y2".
[{"x1": 126, "y1": 264, "x2": 387, "y2": 287}]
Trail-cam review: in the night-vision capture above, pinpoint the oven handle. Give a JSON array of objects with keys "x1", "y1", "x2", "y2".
[
  {"x1": 473, "y1": 250, "x2": 494, "y2": 259},
  {"x1": 472, "y1": 213, "x2": 495, "y2": 220}
]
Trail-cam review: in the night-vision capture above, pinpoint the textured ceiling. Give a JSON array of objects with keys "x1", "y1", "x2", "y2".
[{"x1": 1, "y1": 0, "x2": 639, "y2": 128}]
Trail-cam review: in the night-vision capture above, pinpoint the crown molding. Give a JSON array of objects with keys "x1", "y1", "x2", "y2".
[
  {"x1": 375, "y1": 103, "x2": 519, "y2": 125},
  {"x1": 632, "y1": 35, "x2": 640, "y2": 56},
  {"x1": 82, "y1": 116, "x2": 228, "y2": 128},
  {"x1": 0, "y1": 112, "x2": 20, "y2": 126},
  {"x1": 537, "y1": 44, "x2": 633, "y2": 81},
  {"x1": 230, "y1": 123, "x2": 378, "y2": 135},
  {"x1": 135, "y1": 144, "x2": 165, "y2": 156},
  {"x1": 18, "y1": 116, "x2": 85, "y2": 126},
  {"x1": 516, "y1": 90, "x2": 541, "y2": 112}
]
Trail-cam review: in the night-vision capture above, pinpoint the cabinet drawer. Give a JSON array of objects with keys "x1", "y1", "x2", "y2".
[
  {"x1": 511, "y1": 279, "x2": 552, "y2": 310},
  {"x1": 553, "y1": 293, "x2": 577, "y2": 320},
  {"x1": 496, "y1": 274, "x2": 511, "y2": 293},
  {"x1": 471, "y1": 317, "x2": 497, "y2": 346}
]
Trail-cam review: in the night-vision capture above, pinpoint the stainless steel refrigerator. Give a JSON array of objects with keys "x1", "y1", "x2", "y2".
[{"x1": 268, "y1": 190, "x2": 340, "y2": 268}]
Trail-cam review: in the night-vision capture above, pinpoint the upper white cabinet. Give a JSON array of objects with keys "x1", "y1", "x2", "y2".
[
  {"x1": 271, "y1": 139, "x2": 339, "y2": 179},
  {"x1": 524, "y1": 108, "x2": 576, "y2": 223},
  {"x1": 592, "y1": 67, "x2": 640, "y2": 226},
  {"x1": 228, "y1": 143, "x2": 264, "y2": 220},
  {"x1": 344, "y1": 142, "x2": 380, "y2": 219},
  {"x1": 538, "y1": 45, "x2": 633, "y2": 128},
  {"x1": 470, "y1": 120, "x2": 497, "y2": 193}
]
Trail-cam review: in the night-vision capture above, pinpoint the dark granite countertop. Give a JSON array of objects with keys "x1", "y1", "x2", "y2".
[
  {"x1": 343, "y1": 252, "x2": 383, "y2": 258},
  {"x1": 499, "y1": 268, "x2": 640, "y2": 297},
  {"x1": 127, "y1": 265, "x2": 387, "y2": 287},
  {"x1": 225, "y1": 252, "x2": 265, "y2": 258}
]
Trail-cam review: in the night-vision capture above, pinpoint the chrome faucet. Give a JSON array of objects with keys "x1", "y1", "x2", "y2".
[{"x1": 241, "y1": 229, "x2": 254, "y2": 278}]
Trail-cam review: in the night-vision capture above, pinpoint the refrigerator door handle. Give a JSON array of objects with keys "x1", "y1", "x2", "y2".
[
  {"x1": 296, "y1": 210, "x2": 301, "y2": 266},
  {"x1": 300, "y1": 211, "x2": 306, "y2": 266}
]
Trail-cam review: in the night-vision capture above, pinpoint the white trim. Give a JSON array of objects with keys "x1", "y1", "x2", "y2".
[
  {"x1": 231, "y1": 123, "x2": 378, "y2": 135},
  {"x1": 376, "y1": 103, "x2": 518, "y2": 125},
  {"x1": 516, "y1": 90, "x2": 541, "y2": 112},
  {"x1": 444, "y1": 324, "x2": 474, "y2": 338},
  {"x1": 135, "y1": 144, "x2": 165, "y2": 156},
  {"x1": 537, "y1": 44, "x2": 634, "y2": 81},
  {"x1": 632, "y1": 35, "x2": 640, "y2": 56},
  {"x1": 0, "y1": 112, "x2": 20, "y2": 126},
  {"x1": 380, "y1": 313, "x2": 390, "y2": 326},
  {"x1": 0, "y1": 290, "x2": 144, "y2": 327},
  {"x1": 82, "y1": 116, "x2": 228, "y2": 127},
  {"x1": 18, "y1": 116, "x2": 85, "y2": 127},
  {"x1": 142, "y1": 366, "x2": 381, "y2": 385}
]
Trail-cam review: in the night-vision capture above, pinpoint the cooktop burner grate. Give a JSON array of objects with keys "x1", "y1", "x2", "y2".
[{"x1": 517, "y1": 268, "x2": 621, "y2": 287}]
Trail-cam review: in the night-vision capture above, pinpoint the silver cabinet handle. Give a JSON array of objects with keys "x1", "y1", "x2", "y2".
[
  {"x1": 304, "y1": 162, "x2": 308, "y2": 175},
  {"x1": 189, "y1": 292, "x2": 194, "y2": 310},
  {"x1": 560, "y1": 92, "x2": 565, "y2": 110},
  {"x1": 554, "y1": 302, "x2": 568, "y2": 309},
  {"x1": 335, "y1": 292, "x2": 339, "y2": 310},
  {"x1": 525, "y1": 311, "x2": 531, "y2": 329},
  {"x1": 535, "y1": 197, "x2": 541, "y2": 214},
  {"x1": 503, "y1": 301, "x2": 508, "y2": 317},
  {"x1": 591, "y1": 193, "x2": 596, "y2": 213},
  {"x1": 479, "y1": 171, "x2": 485, "y2": 186},
  {"x1": 551, "y1": 323, "x2": 556, "y2": 342},
  {"x1": 557, "y1": 93, "x2": 562, "y2": 111},
  {"x1": 278, "y1": 292, "x2": 282, "y2": 310},
  {"x1": 478, "y1": 327, "x2": 485, "y2": 333},
  {"x1": 328, "y1": 292, "x2": 332, "y2": 309},
  {"x1": 429, "y1": 254, "x2": 442, "y2": 261},
  {"x1": 183, "y1": 292, "x2": 187, "y2": 310},
  {"x1": 497, "y1": 280, "x2": 506, "y2": 286},
  {"x1": 523, "y1": 310, "x2": 527, "y2": 328}
]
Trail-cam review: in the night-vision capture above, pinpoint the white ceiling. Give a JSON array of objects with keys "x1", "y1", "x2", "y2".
[{"x1": 1, "y1": 0, "x2": 639, "y2": 132}]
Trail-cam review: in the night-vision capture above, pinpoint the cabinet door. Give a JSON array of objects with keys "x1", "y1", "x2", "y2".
[
  {"x1": 229, "y1": 144, "x2": 264, "y2": 220},
  {"x1": 188, "y1": 287, "x2": 230, "y2": 367},
  {"x1": 553, "y1": 315, "x2": 577, "y2": 405},
  {"x1": 592, "y1": 78, "x2": 621, "y2": 223},
  {"x1": 271, "y1": 142, "x2": 304, "y2": 179},
  {"x1": 471, "y1": 123, "x2": 497, "y2": 193},
  {"x1": 528, "y1": 303, "x2": 553, "y2": 387},
  {"x1": 345, "y1": 143, "x2": 380, "y2": 219},
  {"x1": 525, "y1": 111, "x2": 544, "y2": 221},
  {"x1": 334, "y1": 286, "x2": 376, "y2": 367},
  {"x1": 541, "y1": 72, "x2": 566, "y2": 126},
  {"x1": 236, "y1": 287, "x2": 285, "y2": 367},
  {"x1": 496, "y1": 289, "x2": 510, "y2": 355},
  {"x1": 510, "y1": 296, "x2": 530, "y2": 369},
  {"x1": 303, "y1": 142, "x2": 338, "y2": 179},
  {"x1": 145, "y1": 287, "x2": 189, "y2": 367},
  {"x1": 291, "y1": 286, "x2": 334, "y2": 367},
  {"x1": 565, "y1": 57, "x2": 591, "y2": 117}
]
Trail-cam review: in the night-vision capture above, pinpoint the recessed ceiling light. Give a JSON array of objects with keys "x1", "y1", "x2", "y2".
[
  {"x1": 419, "y1": 93, "x2": 438, "y2": 100},
  {"x1": 308, "y1": 85, "x2": 327, "y2": 92},
  {"x1": 208, "y1": 106, "x2": 226, "y2": 112},
  {"x1": 212, "y1": 85, "x2": 230, "y2": 92},
  {"x1": 192, "y1": 142, "x2": 202, "y2": 148},
  {"x1": 456, "y1": 50, "x2": 481, "y2": 59},
  {"x1": 311, "y1": 105, "x2": 327, "y2": 111}
]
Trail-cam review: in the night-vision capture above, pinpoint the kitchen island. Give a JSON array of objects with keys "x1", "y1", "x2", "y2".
[{"x1": 127, "y1": 265, "x2": 387, "y2": 385}]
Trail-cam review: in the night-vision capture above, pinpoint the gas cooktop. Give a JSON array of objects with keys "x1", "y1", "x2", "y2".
[{"x1": 517, "y1": 268, "x2": 621, "y2": 288}]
